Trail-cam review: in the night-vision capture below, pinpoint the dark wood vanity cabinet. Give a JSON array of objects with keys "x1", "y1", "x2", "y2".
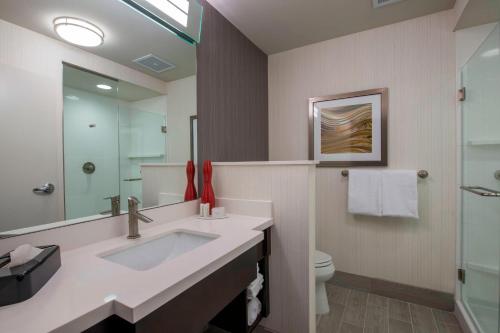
[
  {"x1": 210, "y1": 227, "x2": 271, "y2": 333},
  {"x1": 84, "y1": 227, "x2": 271, "y2": 333}
]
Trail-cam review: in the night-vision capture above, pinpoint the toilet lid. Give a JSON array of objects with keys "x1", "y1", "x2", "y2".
[{"x1": 315, "y1": 250, "x2": 332, "y2": 267}]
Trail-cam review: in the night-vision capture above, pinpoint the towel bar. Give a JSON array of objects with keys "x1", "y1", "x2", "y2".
[{"x1": 340, "y1": 169, "x2": 429, "y2": 179}]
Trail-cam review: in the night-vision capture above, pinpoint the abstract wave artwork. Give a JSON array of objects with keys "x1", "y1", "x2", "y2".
[{"x1": 320, "y1": 103, "x2": 373, "y2": 154}]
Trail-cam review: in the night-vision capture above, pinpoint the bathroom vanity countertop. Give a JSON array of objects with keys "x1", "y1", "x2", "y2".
[{"x1": 0, "y1": 214, "x2": 273, "y2": 333}]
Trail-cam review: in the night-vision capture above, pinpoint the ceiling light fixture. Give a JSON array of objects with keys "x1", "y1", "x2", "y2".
[
  {"x1": 119, "y1": 0, "x2": 196, "y2": 45},
  {"x1": 53, "y1": 17, "x2": 104, "y2": 47},
  {"x1": 96, "y1": 84, "x2": 113, "y2": 90}
]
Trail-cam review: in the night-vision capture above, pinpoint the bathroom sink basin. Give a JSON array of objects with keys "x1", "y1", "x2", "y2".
[{"x1": 100, "y1": 230, "x2": 218, "y2": 271}]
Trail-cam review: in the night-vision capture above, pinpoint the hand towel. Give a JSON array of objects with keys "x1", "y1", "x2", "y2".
[
  {"x1": 247, "y1": 297, "x2": 262, "y2": 326},
  {"x1": 247, "y1": 273, "x2": 264, "y2": 299},
  {"x1": 381, "y1": 170, "x2": 419, "y2": 219},
  {"x1": 348, "y1": 170, "x2": 382, "y2": 216}
]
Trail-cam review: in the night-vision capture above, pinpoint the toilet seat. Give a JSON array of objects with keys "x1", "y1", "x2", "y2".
[{"x1": 315, "y1": 250, "x2": 333, "y2": 268}]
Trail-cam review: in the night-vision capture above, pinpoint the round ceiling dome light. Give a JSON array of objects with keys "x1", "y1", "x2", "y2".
[{"x1": 53, "y1": 17, "x2": 104, "y2": 47}]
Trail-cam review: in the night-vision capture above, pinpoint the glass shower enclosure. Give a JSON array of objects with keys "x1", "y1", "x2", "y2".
[
  {"x1": 460, "y1": 24, "x2": 500, "y2": 333},
  {"x1": 63, "y1": 64, "x2": 166, "y2": 220}
]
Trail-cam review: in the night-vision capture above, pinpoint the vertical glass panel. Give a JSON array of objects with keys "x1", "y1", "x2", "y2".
[
  {"x1": 461, "y1": 24, "x2": 500, "y2": 333},
  {"x1": 117, "y1": 81, "x2": 167, "y2": 211},
  {"x1": 63, "y1": 65, "x2": 120, "y2": 220}
]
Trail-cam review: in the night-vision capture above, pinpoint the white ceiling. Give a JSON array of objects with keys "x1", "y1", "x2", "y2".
[
  {"x1": 0, "y1": 0, "x2": 196, "y2": 82},
  {"x1": 207, "y1": 0, "x2": 456, "y2": 54}
]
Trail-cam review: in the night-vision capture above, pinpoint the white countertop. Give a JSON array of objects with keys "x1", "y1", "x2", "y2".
[{"x1": 0, "y1": 214, "x2": 273, "y2": 333}]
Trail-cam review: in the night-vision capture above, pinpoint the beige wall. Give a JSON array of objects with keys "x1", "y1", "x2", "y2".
[
  {"x1": 166, "y1": 75, "x2": 197, "y2": 163},
  {"x1": 211, "y1": 162, "x2": 316, "y2": 333},
  {"x1": 268, "y1": 10, "x2": 457, "y2": 293}
]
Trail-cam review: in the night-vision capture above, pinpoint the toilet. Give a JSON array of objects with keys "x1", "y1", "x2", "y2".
[{"x1": 315, "y1": 250, "x2": 335, "y2": 315}]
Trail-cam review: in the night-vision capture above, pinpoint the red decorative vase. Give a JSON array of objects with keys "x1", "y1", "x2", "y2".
[
  {"x1": 184, "y1": 161, "x2": 197, "y2": 201},
  {"x1": 201, "y1": 160, "x2": 215, "y2": 214}
]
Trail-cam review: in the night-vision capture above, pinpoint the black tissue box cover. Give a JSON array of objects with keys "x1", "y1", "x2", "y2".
[{"x1": 0, "y1": 245, "x2": 61, "y2": 306}]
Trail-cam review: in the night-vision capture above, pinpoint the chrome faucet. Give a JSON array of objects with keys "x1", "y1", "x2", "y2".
[
  {"x1": 127, "y1": 196, "x2": 153, "y2": 239},
  {"x1": 103, "y1": 195, "x2": 121, "y2": 216}
]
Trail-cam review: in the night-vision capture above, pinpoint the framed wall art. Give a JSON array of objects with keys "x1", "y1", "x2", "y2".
[{"x1": 309, "y1": 88, "x2": 388, "y2": 167}]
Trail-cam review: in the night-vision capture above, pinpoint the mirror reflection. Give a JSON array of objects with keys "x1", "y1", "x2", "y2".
[{"x1": 0, "y1": 0, "x2": 198, "y2": 237}]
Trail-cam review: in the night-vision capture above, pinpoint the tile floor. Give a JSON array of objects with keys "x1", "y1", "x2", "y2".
[
  {"x1": 205, "y1": 324, "x2": 272, "y2": 333},
  {"x1": 317, "y1": 284, "x2": 463, "y2": 333}
]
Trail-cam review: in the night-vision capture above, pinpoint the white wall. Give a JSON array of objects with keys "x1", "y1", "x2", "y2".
[
  {"x1": 0, "y1": 19, "x2": 166, "y2": 231},
  {"x1": 141, "y1": 164, "x2": 187, "y2": 207},
  {"x1": 165, "y1": 75, "x2": 197, "y2": 163},
  {"x1": 268, "y1": 10, "x2": 457, "y2": 293},
  {"x1": 131, "y1": 95, "x2": 168, "y2": 115}
]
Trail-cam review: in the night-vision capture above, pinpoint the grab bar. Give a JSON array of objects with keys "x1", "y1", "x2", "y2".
[
  {"x1": 340, "y1": 169, "x2": 429, "y2": 179},
  {"x1": 460, "y1": 186, "x2": 500, "y2": 197},
  {"x1": 123, "y1": 178, "x2": 142, "y2": 182}
]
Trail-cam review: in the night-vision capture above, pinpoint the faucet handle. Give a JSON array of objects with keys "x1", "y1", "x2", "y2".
[
  {"x1": 104, "y1": 195, "x2": 120, "y2": 202},
  {"x1": 128, "y1": 196, "x2": 140, "y2": 205}
]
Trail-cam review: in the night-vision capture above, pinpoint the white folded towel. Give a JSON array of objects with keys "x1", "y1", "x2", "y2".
[
  {"x1": 348, "y1": 170, "x2": 382, "y2": 216},
  {"x1": 247, "y1": 297, "x2": 262, "y2": 326},
  {"x1": 9, "y1": 244, "x2": 42, "y2": 268},
  {"x1": 247, "y1": 273, "x2": 264, "y2": 299},
  {"x1": 381, "y1": 170, "x2": 419, "y2": 219}
]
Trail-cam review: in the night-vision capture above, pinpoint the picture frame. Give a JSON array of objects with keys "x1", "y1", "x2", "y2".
[{"x1": 308, "y1": 88, "x2": 388, "y2": 167}]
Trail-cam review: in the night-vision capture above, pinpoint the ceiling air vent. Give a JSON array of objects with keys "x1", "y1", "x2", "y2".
[
  {"x1": 372, "y1": 0, "x2": 405, "y2": 8},
  {"x1": 133, "y1": 54, "x2": 175, "y2": 73}
]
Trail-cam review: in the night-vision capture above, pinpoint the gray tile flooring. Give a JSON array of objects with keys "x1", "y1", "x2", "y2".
[
  {"x1": 317, "y1": 284, "x2": 463, "y2": 333},
  {"x1": 205, "y1": 324, "x2": 273, "y2": 333}
]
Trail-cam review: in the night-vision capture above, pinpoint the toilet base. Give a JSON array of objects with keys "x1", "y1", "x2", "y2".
[{"x1": 316, "y1": 282, "x2": 330, "y2": 315}]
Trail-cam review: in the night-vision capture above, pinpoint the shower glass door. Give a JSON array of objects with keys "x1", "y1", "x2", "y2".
[
  {"x1": 63, "y1": 67, "x2": 120, "y2": 220},
  {"x1": 460, "y1": 24, "x2": 500, "y2": 333},
  {"x1": 63, "y1": 65, "x2": 167, "y2": 220}
]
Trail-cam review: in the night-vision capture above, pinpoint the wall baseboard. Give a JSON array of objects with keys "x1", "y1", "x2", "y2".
[{"x1": 329, "y1": 271, "x2": 455, "y2": 311}]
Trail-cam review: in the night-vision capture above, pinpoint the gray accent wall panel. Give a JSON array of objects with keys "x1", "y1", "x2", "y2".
[{"x1": 197, "y1": 0, "x2": 268, "y2": 168}]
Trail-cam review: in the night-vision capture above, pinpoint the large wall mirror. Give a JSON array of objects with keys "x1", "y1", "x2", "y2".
[{"x1": 0, "y1": 0, "x2": 201, "y2": 237}]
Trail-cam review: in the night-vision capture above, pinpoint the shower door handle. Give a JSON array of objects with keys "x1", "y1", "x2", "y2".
[{"x1": 460, "y1": 186, "x2": 500, "y2": 197}]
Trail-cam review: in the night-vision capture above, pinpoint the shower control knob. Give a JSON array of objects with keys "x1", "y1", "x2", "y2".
[
  {"x1": 82, "y1": 162, "x2": 96, "y2": 174},
  {"x1": 494, "y1": 170, "x2": 500, "y2": 181}
]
